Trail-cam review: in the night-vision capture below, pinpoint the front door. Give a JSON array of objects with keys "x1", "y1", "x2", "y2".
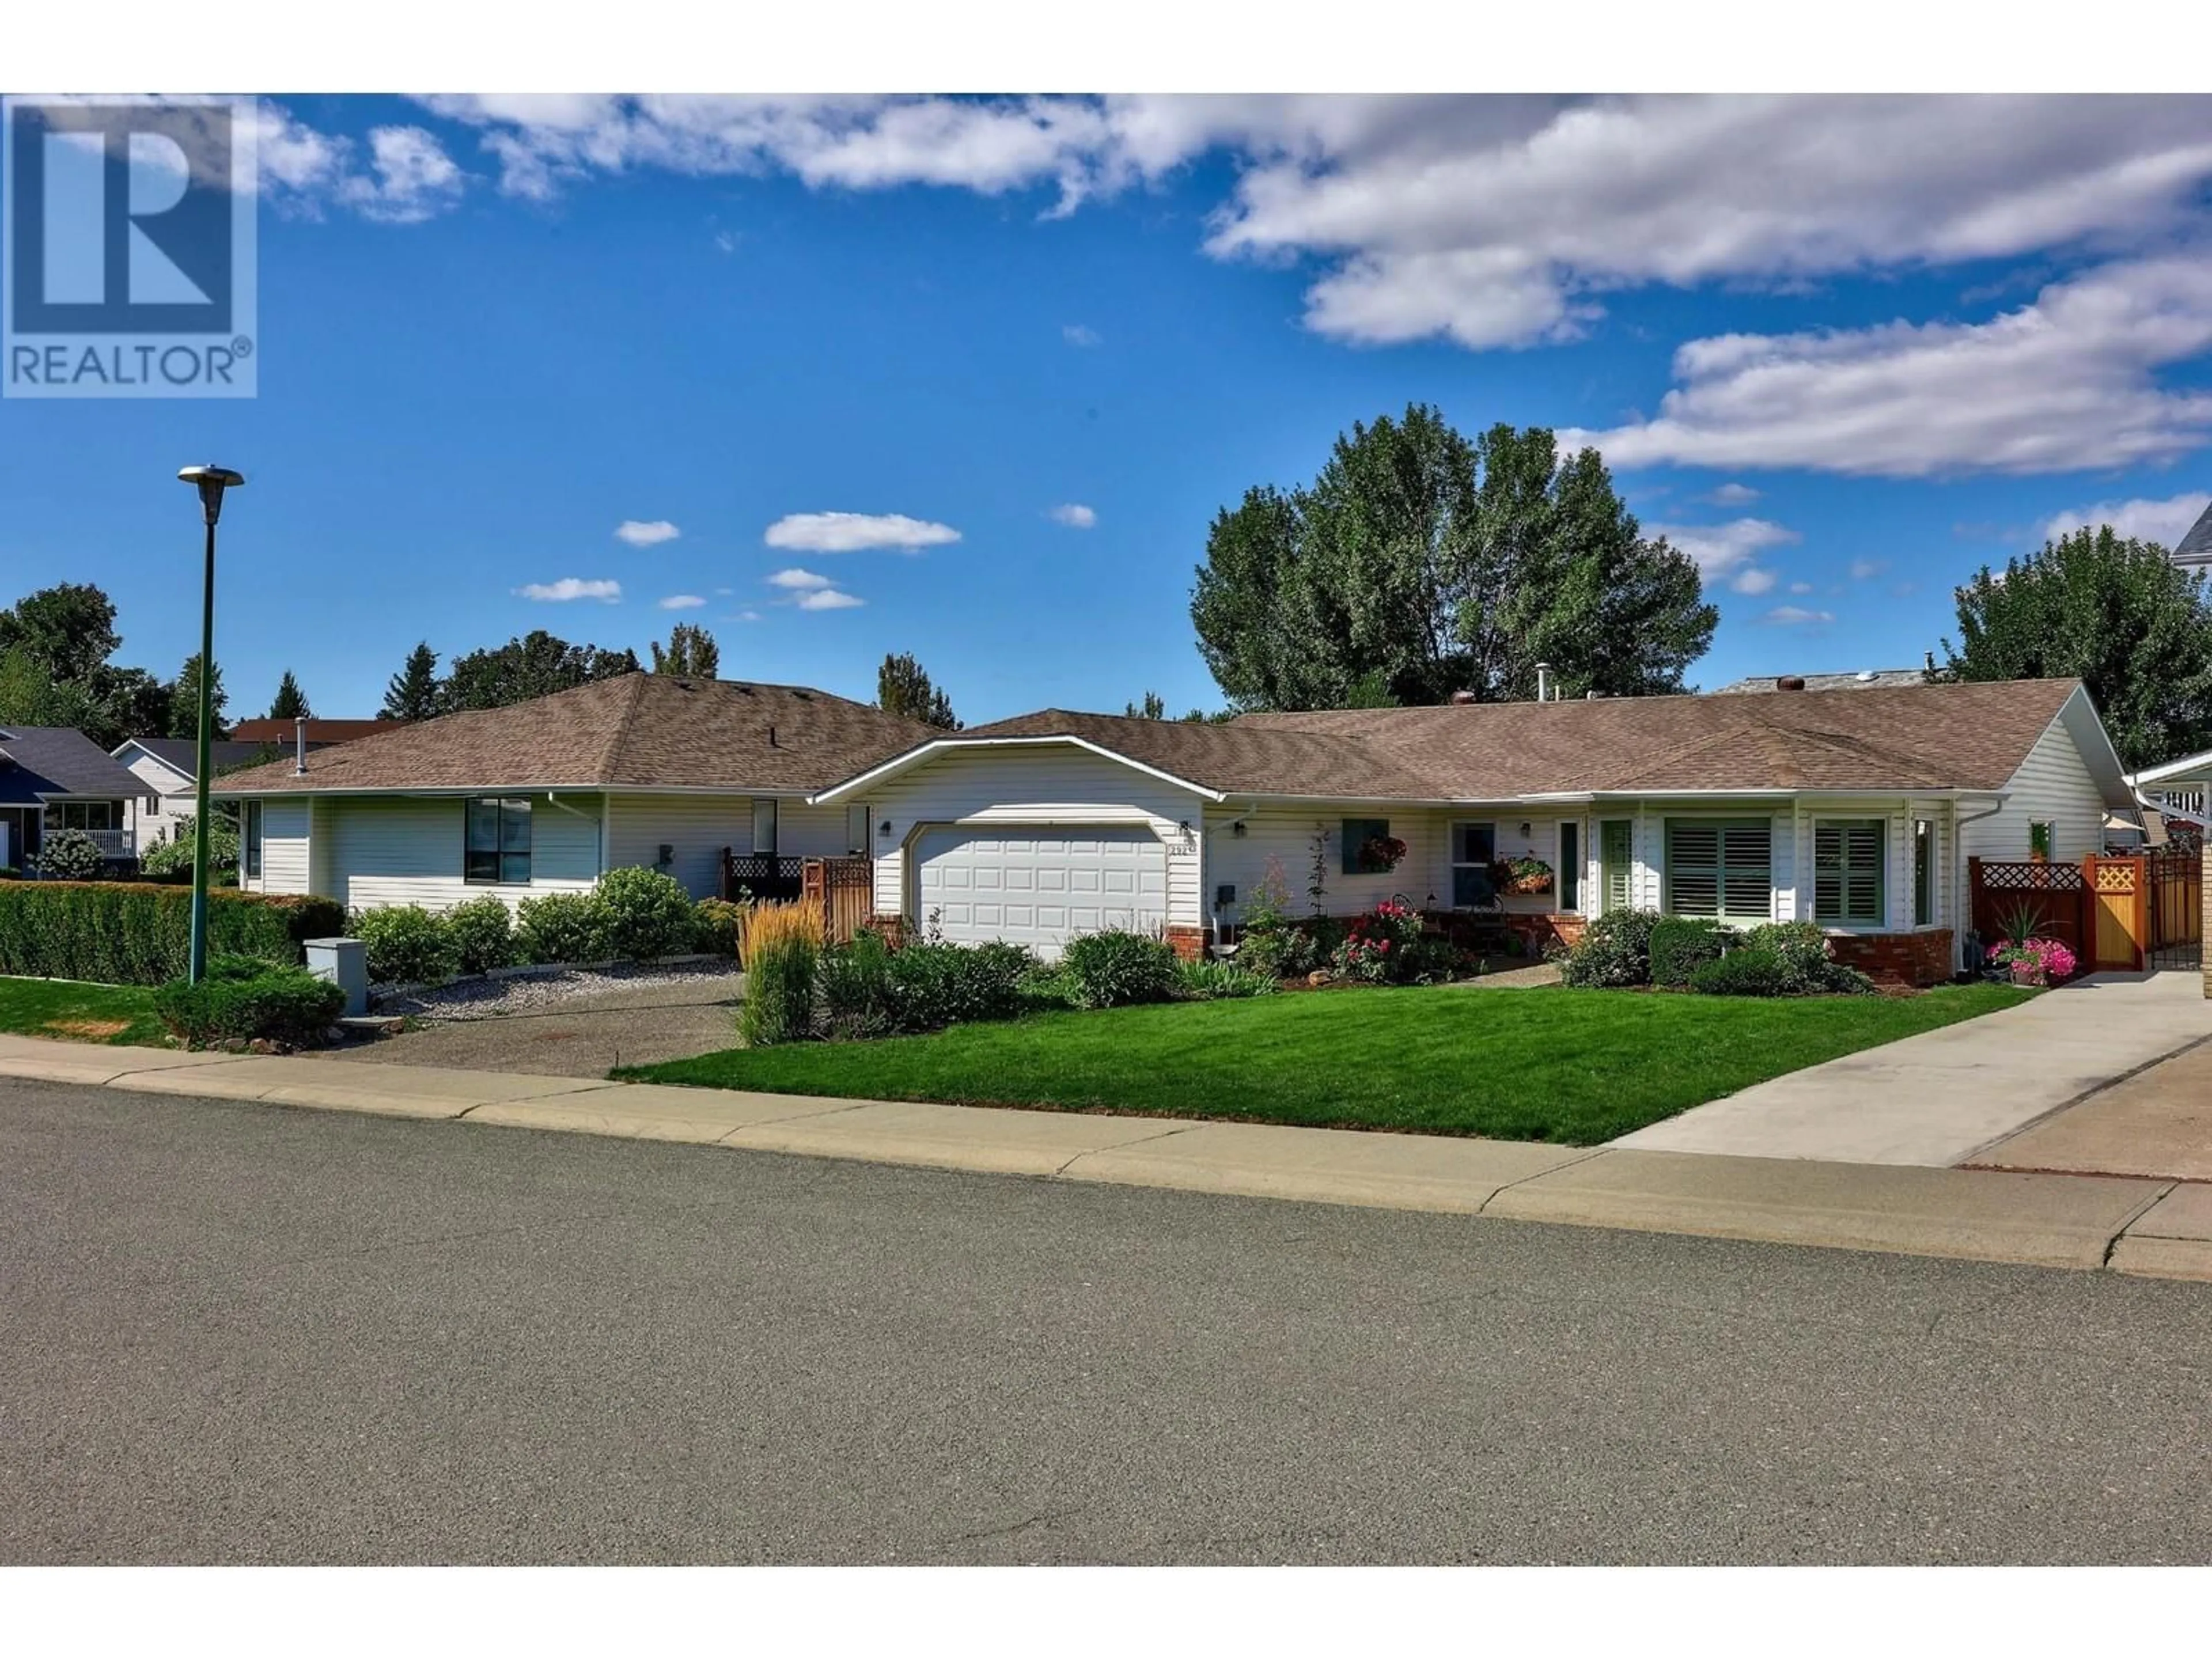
[{"x1": 1599, "y1": 819, "x2": 1633, "y2": 915}]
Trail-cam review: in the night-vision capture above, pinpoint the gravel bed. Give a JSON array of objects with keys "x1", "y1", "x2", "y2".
[{"x1": 372, "y1": 960, "x2": 744, "y2": 1022}]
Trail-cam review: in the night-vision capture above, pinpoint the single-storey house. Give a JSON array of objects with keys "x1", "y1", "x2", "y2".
[
  {"x1": 214, "y1": 671, "x2": 2134, "y2": 986},
  {"x1": 212, "y1": 674, "x2": 936, "y2": 907},
  {"x1": 0, "y1": 725, "x2": 150, "y2": 871},
  {"x1": 810, "y1": 676, "x2": 2133, "y2": 983},
  {"x1": 112, "y1": 736, "x2": 327, "y2": 855}
]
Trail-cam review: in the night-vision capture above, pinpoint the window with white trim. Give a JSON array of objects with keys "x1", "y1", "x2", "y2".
[
  {"x1": 1815, "y1": 819, "x2": 1885, "y2": 926},
  {"x1": 1664, "y1": 820, "x2": 1772, "y2": 926}
]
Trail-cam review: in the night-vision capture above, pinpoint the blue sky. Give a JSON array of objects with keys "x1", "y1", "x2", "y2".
[{"x1": 6, "y1": 93, "x2": 2211, "y2": 725}]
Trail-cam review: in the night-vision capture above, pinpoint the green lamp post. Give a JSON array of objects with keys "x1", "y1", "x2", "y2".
[{"x1": 176, "y1": 464, "x2": 245, "y2": 986}]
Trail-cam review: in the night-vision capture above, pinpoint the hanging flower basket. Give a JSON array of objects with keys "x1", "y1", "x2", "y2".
[
  {"x1": 1495, "y1": 855, "x2": 1554, "y2": 895},
  {"x1": 1355, "y1": 834, "x2": 1408, "y2": 874}
]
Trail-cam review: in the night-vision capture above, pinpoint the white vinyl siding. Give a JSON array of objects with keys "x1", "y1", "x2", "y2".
[
  {"x1": 604, "y1": 793, "x2": 752, "y2": 900},
  {"x1": 869, "y1": 746, "x2": 1205, "y2": 929},
  {"x1": 1959, "y1": 711, "x2": 2109, "y2": 867},
  {"x1": 327, "y1": 794, "x2": 600, "y2": 912},
  {"x1": 118, "y1": 748, "x2": 195, "y2": 854},
  {"x1": 243, "y1": 800, "x2": 310, "y2": 895}
]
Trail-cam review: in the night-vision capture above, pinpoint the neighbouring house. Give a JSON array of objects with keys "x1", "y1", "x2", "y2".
[
  {"x1": 228, "y1": 716, "x2": 400, "y2": 745},
  {"x1": 0, "y1": 725, "x2": 150, "y2": 872},
  {"x1": 211, "y1": 675, "x2": 936, "y2": 909},
  {"x1": 2126, "y1": 747, "x2": 2212, "y2": 846},
  {"x1": 112, "y1": 736, "x2": 333, "y2": 855},
  {"x1": 2172, "y1": 498, "x2": 2212, "y2": 573},
  {"x1": 808, "y1": 677, "x2": 2134, "y2": 983},
  {"x1": 1711, "y1": 668, "x2": 1929, "y2": 694}
]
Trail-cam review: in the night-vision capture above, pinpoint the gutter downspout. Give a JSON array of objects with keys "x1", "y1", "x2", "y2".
[{"x1": 1952, "y1": 794, "x2": 2008, "y2": 971}]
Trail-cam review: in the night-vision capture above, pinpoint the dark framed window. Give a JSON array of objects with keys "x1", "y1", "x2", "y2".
[
  {"x1": 1665, "y1": 819, "x2": 1773, "y2": 926},
  {"x1": 1558, "y1": 821, "x2": 1581, "y2": 912},
  {"x1": 752, "y1": 797, "x2": 779, "y2": 856},
  {"x1": 1450, "y1": 821, "x2": 1497, "y2": 907},
  {"x1": 1814, "y1": 819, "x2": 1885, "y2": 926},
  {"x1": 1912, "y1": 819, "x2": 1934, "y2": 927},
  {"x1": 243, "y1": 800, "x2": 263, "y2": 880},
  {"x1": 844, "y1": 802, "x2": 869, "y2": 855},
  {"x1": 465, "y1": 796, "x2": 532, "y2": 885},
  {"x1": 1341, "y1": 817, "x2": 1389, "y2": 876}
]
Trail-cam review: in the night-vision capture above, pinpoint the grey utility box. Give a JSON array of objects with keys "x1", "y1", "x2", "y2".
[{"x1": 304, "y1": 937, "x2": 369, "y2": 1017}]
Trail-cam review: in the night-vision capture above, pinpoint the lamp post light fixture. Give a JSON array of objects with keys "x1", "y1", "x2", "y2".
[{"x1": 176, "y1": 464, "x2": 245, "y2": 986}]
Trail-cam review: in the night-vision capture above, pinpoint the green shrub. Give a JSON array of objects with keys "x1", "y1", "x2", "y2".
[
  {"x1": 139, "y1": 813, "x2": 239, "y2": 880},
  {"x1": 693, "y1": 897, "x2": 747, "y2": 957},
  {"x1": 1558, "y1": 908, "x2": 1663, "y2": 988},
  {"x1": 886, "y1": 940, "x2": 1033, "y2": 1029},
  {"x1": 1687, "y1": 946, "x2": 1790, "y2": 998},
  {"x1": 444, "y1": 893, "x2": 518, "y2": 974},
  {"x1": 1741, "y1": 921, "x2": 1875, "y2": 995},
  {"x1": 592, "y1": 866, "x2": 697, "y2": 960},
  {"x1": 1175, "y1": 958, "x2": 1279, "y2": 999},
  {"x1": 738, "y1": 931, "x2": 819, "y2": 1047},
  {"x1": 817, "y1": 930, "x2": 896, "y2": 1040},
  {"x1": 1649, "y1": 918, "x2": 1736, "y2": 988},
  {"x1": 0, "y1": 881, "x2": 341, "y2": 985},
  {"x1": 1060, "y1": 929, "x2": 1179, "y2": 1009},
  {"x1": 350, "y1": 903, "x2": 455, "y2": 984},
  {"x1": 515, "y1": 890, "x2": 608, "y2": 964},
  {"x1": 37, "y1": 828, "x2": 105, "y2": 881},
  {"x1": 153, "y1": 961, "x2": 344, "y2": 1048}
]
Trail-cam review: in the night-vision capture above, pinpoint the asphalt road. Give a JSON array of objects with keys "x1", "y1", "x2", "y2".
[{"x1": 4, "y1": 1075, "x2": 2210, "y2": 1565}]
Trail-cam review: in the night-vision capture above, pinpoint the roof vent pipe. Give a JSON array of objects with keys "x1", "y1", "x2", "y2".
[
  {"x1": 293, "y1": 715, "x2": 308, "y2": 775},
  {"x1": 1776, "y1": 675, "x2": 1807, "y2": 691},
  {"x1": 1535, "y1": 662, "x2": 1553, "y2": 703}
]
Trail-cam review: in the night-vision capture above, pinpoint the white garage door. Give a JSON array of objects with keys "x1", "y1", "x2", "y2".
[{"x1": 915, "y1": 827, "x2": 1169, "y2": 957}]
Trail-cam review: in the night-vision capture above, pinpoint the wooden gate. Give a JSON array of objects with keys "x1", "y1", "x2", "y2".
[
  {"x1": 802, "y1": 855, "x2": 874, "y2": 944},
  {"x1": 2085, "y1": 856, "x2": 2145, "y2": 973}
]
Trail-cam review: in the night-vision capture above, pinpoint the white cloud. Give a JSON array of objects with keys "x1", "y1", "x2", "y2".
[
  {"x1": 1705, "y1": 482, "x2": 1760, "y2": 507},
  {"x1": 615, "y1": 519, "x2": 681, "y2": 547},
  {"x1": 1849, "y1": 558, "x2": 1889, "y2": 580},
  {"x1": 795, "y1": 589, "x2": 865, "y2": 611},
  {"x1": 1731, "y1": 568, "x2": 1778, "y2": 596},
  {"x1": 517, "y1": 578, "x2": 620, "y2": 603},
  {"x1": 2039, "y1": 490, "x2": 2212, "y2": 550},
  {"x1": 658, "y1": 594, "x2": 706, "y2": 610},
  {"x1": 766, "y1": 567, "x2": 835, "y2": 590},
  {"x1": 331, "y1": 126, "x2": 466, "y2": 223},
  {"x1": 1789, "y1": 581, "x2": 1815, "y2": 594},
  {"x1": 1649, "y1": 517, "x2": 1801, "y2": 585},
  {"x1": 410, "y1": 96, "x2": 2212, "y2": 356},
  {"x1": 1565, "y1": 256, "x2": 2212, "y2": 476},
  {"x1": 1048, "y1": 503, "x2": 1098, "y2": 529},
  {"x1": 1062, "y1": 323, "x2": 1102, "y2": 347},
  {"x1": 1758, "y1": 605, "x2": 1835, "y2": 626},
  {"x1": 764, "y1": 512, "x2": 960, "y2": 552},
  {"x1": 736, "y1": 609, "x2": 764, "y2": 623}
]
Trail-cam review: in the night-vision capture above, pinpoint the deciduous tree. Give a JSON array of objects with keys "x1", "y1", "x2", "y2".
[{"x1": 649, "y1": 623, "x2": 721, "y2": 677}]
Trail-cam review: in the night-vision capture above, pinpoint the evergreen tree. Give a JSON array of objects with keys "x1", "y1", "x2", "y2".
[
  {"x1": 167, "y1": 653, "x2": 230, "y2": 738},
  {"x1": 266, "y1": 669, "x2": 310, "y2": 721},
  {"x1": 1124, "y1": 690, "x2": 1168, "y2": 719},
  {"x1": 876, "y1": 652, "x2": 960, "y2": 730},
  {"x1": 382, "y1": 642, "x2": 444, "y2": 721},
  {"x1": 649, "y1": 623, "x2": 721, "y2": 677}
]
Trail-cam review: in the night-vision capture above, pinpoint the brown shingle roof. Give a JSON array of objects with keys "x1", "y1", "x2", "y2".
[
  {"x1": 214, "y1": 674, "x2": 938, "y2": 796},
  {"x1": 961, "y1": 679, "x2": 2088, "y2": 800}
]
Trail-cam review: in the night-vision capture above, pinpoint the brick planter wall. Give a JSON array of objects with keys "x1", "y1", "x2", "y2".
[
  {"x1": 1163, "y1": 924, "x2": 1209, "y2": 962},
  {"x1": 1827, "y1": 927, "x2": 1953, "y2": 988}
]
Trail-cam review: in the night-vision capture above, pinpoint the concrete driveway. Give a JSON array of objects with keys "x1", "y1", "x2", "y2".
[
  {"x1": 1973, "y1": 1040, "x2": 2212, "y2": 1182},
  {"x1": 329, "y1": 975, "x2": 743, "y2": 1077},
  {"x1": 1612, "y1": 972, "x2": 2212, "y2": 1168}
]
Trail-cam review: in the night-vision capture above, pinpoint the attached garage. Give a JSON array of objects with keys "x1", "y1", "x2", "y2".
[{"x1": 914, "y1": 825, "x2": 1169, "y2": 957}]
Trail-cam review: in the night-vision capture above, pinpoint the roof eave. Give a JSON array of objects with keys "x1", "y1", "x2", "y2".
[{"x1": 809, "y1": 734, "x2": 1228, "y2": 806}]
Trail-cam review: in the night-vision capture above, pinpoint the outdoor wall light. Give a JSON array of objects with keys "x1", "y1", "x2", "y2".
[
  {"x1": 1519, "y1": 820, "x2": 1532, "y2": 837},
  {"x1": 1231, "y1": 819, "x2": 1248, "y2": 837},
  {"x1": 879, "y1": 820, "x2": 892, "y2": 838}
]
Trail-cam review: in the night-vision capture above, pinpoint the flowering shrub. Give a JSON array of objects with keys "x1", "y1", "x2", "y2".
[
  {"x1": 1333, "y1": 899, "x2": 1425, "y2": 983},
  {"x1": 1987, "y1": 935, "x2": 2075, "y2": 986}
]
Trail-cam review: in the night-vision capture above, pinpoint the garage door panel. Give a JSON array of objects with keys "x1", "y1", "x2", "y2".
[{"x1": 916, "y1": 826, "x2": 1168, "y2": 957}]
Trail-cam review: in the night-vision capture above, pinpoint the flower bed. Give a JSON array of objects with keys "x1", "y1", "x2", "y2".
[{"x1": 1986, "y1": 935, "x2": 2075, "y2": 987}]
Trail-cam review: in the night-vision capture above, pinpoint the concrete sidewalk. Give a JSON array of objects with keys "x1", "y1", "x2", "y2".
[
  {"x1": 1611, "y1": 971, "x2": 2212, "y2": 1167},
  {"x1": 1, "y1": 1031, "x2": 2204, "y2": 1283}
]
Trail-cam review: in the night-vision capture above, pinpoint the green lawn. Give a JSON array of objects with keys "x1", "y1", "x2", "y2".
[
  {"x1": 0, "y1": 976, "x2": 167, "y2": 1047},
  {"x1": 625, "y1": 982, "x2": 2033, "y2": 1145}
]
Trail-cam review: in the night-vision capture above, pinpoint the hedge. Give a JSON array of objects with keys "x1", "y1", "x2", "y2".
[{"x1": 0, "y1": 881, "x2": 344, "y2": 986}]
